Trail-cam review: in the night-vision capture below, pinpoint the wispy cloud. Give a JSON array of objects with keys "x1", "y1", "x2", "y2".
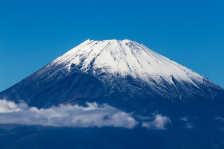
[
  {"x1": 179, "y1": 115, "x2": 198, "y2": 129},
  {"x1": 142, "y1": 114, "x2": 171, "y2": 130},
  {"x1": 179, "y1": 117, "x2": 188, "y2": 122},
  {"x1": 185, "y1": 122, "x2": 195, "y2": 129},
  {"x1": 216, "y1": 117, "x2": 224, "y2": 122},
  {"x1": 0, "y1": 99, "x2": 138, "y2": 129}
]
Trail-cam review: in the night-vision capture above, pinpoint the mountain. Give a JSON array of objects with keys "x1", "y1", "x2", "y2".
[
  {"x1": 0, "y1": 39, "x2": 224, "y2": 148},
  {"x1": 1, "y1": 39, "x2": 223, "y2": 107}
]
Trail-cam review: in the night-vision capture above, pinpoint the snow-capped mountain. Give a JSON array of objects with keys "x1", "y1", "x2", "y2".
[
  {"x1": 0, "y1": 39, "x2": 222, "y2": 108},
  {"x1": 53, "y1": 39, "x2": 201, "y2": 81},
  {"x1": 51, "y1": 39, "x2": 221, "y2": 98},
  {"x1": 1, "y1": 39, "x2": 224, "y2": 148}
]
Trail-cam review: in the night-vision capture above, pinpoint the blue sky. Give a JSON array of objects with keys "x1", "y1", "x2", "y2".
[{"x1": 0, "y1": 0, "x2": 224, "y2": 92}]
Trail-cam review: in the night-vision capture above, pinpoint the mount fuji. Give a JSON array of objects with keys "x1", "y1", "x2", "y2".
[{"x1": 0, "y1": 39, "x2": 224, "y2": 148}]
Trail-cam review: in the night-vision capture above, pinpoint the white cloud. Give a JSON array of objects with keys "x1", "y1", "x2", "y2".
[
  {"x1": 179, "y1": 117, "x2": 188, "y2": 122},
  {"x1": 216, "y1": 117, "x2": 224, "y2": 121},
  {"x1": 136, "y1": 115, "x2": 151, "y2": 120},
  {"x1": 0, "y1": 99, "x2": 138, "y2": 129},
  {"x1": 185, "y1": 122, "x2": 195, "y2": 129},
  {"x1": 142, "y1": 114, "x2": 171, "y2": 130},
  {"x1": 0, "y1": 99, "x2": 28, "y2": 113}
]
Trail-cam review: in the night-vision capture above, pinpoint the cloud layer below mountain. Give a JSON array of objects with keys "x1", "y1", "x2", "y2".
[
  {"x1": 0, "y1": 99, "x2": 172, "y2": 130},
  {"x1": 0, "y1": 99, "x2": 138, "y2": 129}
]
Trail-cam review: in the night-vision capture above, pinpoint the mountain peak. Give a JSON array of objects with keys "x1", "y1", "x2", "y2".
[
  {"x1": 52, "y1": 39, "x2": 204, "y2": 87},
  {"x1": 86, "y1": 39, "x2": 132, "y2": 42}
]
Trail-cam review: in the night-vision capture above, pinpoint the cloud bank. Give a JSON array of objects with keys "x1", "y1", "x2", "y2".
[
  {"x1": 0, "y1": 99, "x2": 173, "y2": 130},
  {"x1": 142, "y1": 114, "x2": 171, "y2": 130},
  {"x1": 0, "y1": 99, "x2": 138, "y2": 129}
]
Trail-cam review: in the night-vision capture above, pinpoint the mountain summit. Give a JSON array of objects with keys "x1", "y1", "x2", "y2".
[
  {"x1": 51, "y1": 39, "x2": 221, "y2": 98},
  {"x1": 53, "y1": 39, "x2": 201, "y2": 80}
]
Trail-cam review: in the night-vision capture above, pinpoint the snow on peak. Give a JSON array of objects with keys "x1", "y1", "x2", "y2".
[{"x1": 52, "y1": 39, "x2": 204, "y2": 86}]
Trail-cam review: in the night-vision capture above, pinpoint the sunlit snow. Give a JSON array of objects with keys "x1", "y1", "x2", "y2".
[{"x1": 51, "y1": 39, "x2": 204, "y2": 88}]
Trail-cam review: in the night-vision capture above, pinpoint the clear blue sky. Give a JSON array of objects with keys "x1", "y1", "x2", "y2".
[{"x1": 0, "y1": 0, "x2": 224, "y2": 92}]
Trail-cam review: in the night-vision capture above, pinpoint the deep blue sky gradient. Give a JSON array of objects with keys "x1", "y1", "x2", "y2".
[{"x1": 0, "y1": 0, "x2": 224, "y2": 92}]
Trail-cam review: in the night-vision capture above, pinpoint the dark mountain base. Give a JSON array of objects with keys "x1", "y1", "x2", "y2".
[{"x1": 0, "y1": 125, "x2": 223, "y2": 149}]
